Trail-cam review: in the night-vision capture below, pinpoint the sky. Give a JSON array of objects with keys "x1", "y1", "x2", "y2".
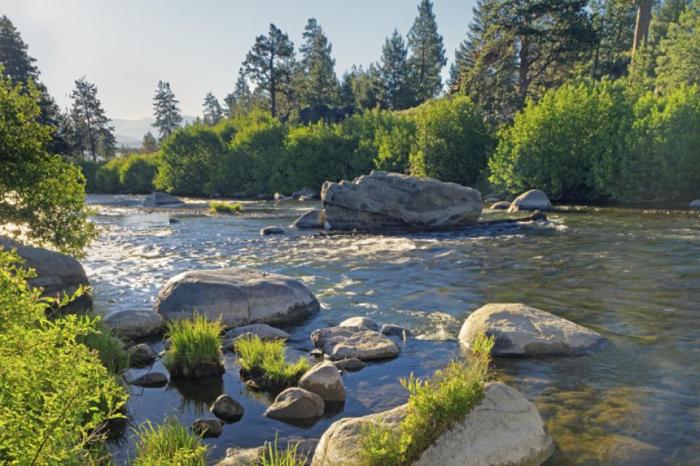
[{"x1": 1, "y1": 0, "x2": 477, "y2": 120}]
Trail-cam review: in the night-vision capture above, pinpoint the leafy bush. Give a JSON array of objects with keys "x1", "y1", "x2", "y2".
[
  {"x1": 209, "y1": 200, "x2": 244, "y2": 214},
  {"x1": 341, "y1": 108, "x2": 408, "y2": 175},
  {"x1": 359, "y1": 334, "x2": 494, "y2": 466},
  {"x1": 234, "y1": 335, "x2": 309, "y2": 388},
  {"x1": 163, "y1": 315, "x2": 223, "y2": 379},
  {"x1": 409, "y1": 96, "x2": 494, "y2": 186},
  {"x1": 119, "y1": 153, "x2": 161, "y2": 194},
  {"x1": 0, "y1": 250, "x2": 127, "y2": 464},
  {"x1": 95, "y1": 157, "x2": 125, "y2": 193},
  {"x1": 75, "y1": 159, "x2": 101, "y2": 193},
  {"x1": 133, "y1": 418, "x2": 206, "y2": 466},
  {"x1": 373, "y1": 116, "x2": 416, "y2": 173},
  {"x1": 78, "y1": 321, "x2": 130, "y2": 375}
]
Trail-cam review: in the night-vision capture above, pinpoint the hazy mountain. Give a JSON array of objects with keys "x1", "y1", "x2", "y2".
[{"x1": 111, "y1": 115, "x2": 196, "y2": 148}]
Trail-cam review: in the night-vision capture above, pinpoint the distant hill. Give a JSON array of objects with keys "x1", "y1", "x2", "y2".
[{"x1": 111, "y1": 116, "x2": 196, "y2": 148}]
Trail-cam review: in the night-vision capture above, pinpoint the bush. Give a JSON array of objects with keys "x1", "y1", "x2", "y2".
[
  {"x1": 133, "y1": 418, "x2": 206, "y2": 466},
  {"x1": 409, "y1": 96, "x2": 493, "y2": 187},
  {"x1": 341, "y1": 108, "x2": 408, "y2": 175},
  {"x1": 119, "y1": 153, "x2": 161, "y2": 194},
  {"x1": 95, "y1": 157, "x2": 125, "y2": 193},
  {"x1": 259, "y1": 434, "x2": 307, "y2": 466},
  {"x1": 373, "y1": 117, "x2": 416, "y2": 173},
  {"x1": 209, "y1": 200, "x2": 244, "y2": 214},
  {"x1": 75, "y1": 160, "x2": 101, "y2": 193},
  {"x1": 234, "y1": 335, "x2": 310, "y2": 389},
  {"x1": 78, "y1": 321, "x2": 130, "y2": 375},
  {"x1": 359, "y1": 334, "x2": 494, "y2": 466},
  {"x1": 0, "y1": 250, "x2": 127, "y2": 464},
  {"x1": 163, "y1": 315, "x2": 223, "y2": 379}
]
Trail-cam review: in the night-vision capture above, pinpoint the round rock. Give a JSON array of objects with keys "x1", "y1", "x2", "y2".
[
  {"x1": 103, "y1": 310, "x2": 164, "y2": 340},
  {"x1": 380, "y1": 323, "x2": 410, "y2": 338},
  {"x1": 459, "y1": 303, "x2": 605, "y2": 356},
  {"x1": 292, "y1": 209, "x2": 326, "y2": 229},
  {"x1": 299, "y1": 362, "x2": 346, "y2": 402},
  {"x1": 311, "y1": 326, "x2": 400, "y2": 361},
  {"x1": 332, "y1": 358, "x2": 366, "y2": 372},
  {"x1": 192, "y1": 418, "x2": 223, "y2": 438},
  {"x1": 127, "y1": 343, "x2": 157, "y2": 367},
  {"x1": 508, "y1": 190, "x2": 552, "y2": 212},
  {"x1": 210, "y1": 394, "x2": 244, "y2": 422},
  {"x1": 264, "y1": 387, "x2": 325, "y2": 421},
  {"x1": 129, "y1": 372, "x2": 168, "y2": 387},
  {"x1": 338, "y1": 316, "x2": 380, "y2": 331}
]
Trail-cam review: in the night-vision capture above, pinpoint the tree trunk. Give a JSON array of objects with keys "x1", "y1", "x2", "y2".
[
  {"x1": 269, "y1": 54, "x2": 276, "y2": 118},
  {"x1": 518, "y1": 36, "x2": 530, "y2": 101},
  {"x1": 632, "y1": 0, "x2": 653, "y2": 57}
]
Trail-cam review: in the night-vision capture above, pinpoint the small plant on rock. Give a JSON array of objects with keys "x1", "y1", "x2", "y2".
[
  {"x1": 133, "y1": 417, "x2": 206, "y2": 466},
  {"x1": 163, "y1": 315, "x2": 224, "y2": 379},
  {"x1": 235, "y1": 335, "x2": 309, "y2": 390},
  {"x1": 259, "y1": 433, "x2": 308, "y2": 466},
  {"x1": 209, "y1": 200, "x2": 244, "y2": 214}
]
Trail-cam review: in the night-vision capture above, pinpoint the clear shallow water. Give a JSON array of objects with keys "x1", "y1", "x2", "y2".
[{"x1": 85, "y1": 195, "x2": 700, "y2": 465}]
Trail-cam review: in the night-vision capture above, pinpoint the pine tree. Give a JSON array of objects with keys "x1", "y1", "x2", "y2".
[
  {"x1": 152, "y1": 80, "x2": 182, "y2": 139},
  {"x1": 69, "y1": 77, "x2": 114, "y2": 161},
  {"x1": 340, "y1": 65, "x2": 381, "y2": 111},
  {"x1": 379, "y1": 30, "x2": 412, "y2": 110},
  {"x1": 407, "y1": 0, "x2": 446, "y2": 103},
  {"x1": 202, "y1": 92, "x2": 223, "y2": 125},
  {"x1": 224, "y1": 68, "x2": 253, "y2": 117},
  {"x1": 243, "y1": 23, "x2": 295, "y2": 118},
  {"x1": 142, "y1": 131, "x2": 157, "y2": 152},
  {"x1": 589, "y1": 0, "x2": 638, "y2": 80},
  {"x1": 655, "y1": 2, "x2": 699, "y2": 91},
  {"x1": 297, "y1": 18, "x2": 339, "y2": 108}
]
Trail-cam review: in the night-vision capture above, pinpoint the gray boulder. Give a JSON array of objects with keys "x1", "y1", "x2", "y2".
[
  {"x1": 690, "y1": 199, "x2": 700, "y2": 210},
  {"x1": 261, "y1": 226, "x2": 285, "y2": 236},
  {"x1": 0, "y1": 236, "x2": 91, "y2": 310},
  {"x1": 490, "y1": 201, "x2": 511, "y2": 210},
  {"x1": 264, "y1": 387, "x2": 325, "y2": 421},
  {"x1": 224, "y1": 323, "x2": 289, "y2": 343},
  {"x1": 129, "y1": 372, "x2": 168, "y2": 387},
  {"x1": 321, "y1": 171, "x2": 482, "y2": 231},
  {"x1": 459, "y1": 303, "x2": 604, "y2": 356},
  {"x1": 292, "y1": 209, "x2": 326, "y2": 229},
  {"x1": 311, "y1": 326, "x2": 400, "y2": 361},
  {"x1": 332, "y1": 358, "x2": 366, "y2": 372},
  {"x1": 210, "y1": 394, "x2": 244, "y2": 422},
  {"x1": 338, "y1": 316, "x2": 380, "y2": 331},
  {"x1": 154, "y1": 268, "x2": 320, "y2": 328},
  {"x1": 127, "y1": 343, "x2": 158, "y2": 367},
  {"x1": 216, "y1": 447, "x2": 266, "y2": 466},
  {"x1": 143, "y1": 191, "x2": 184, "y2": 207},
  {"x1": 192, "y1": 418, "x2": 223, "y2": 438},
  {"x1": 299, "y1": 362, "x2": 346, "y2": 402},
  {"x1": 380, "y1": 323, "x2": 410, "y2": 338},
  {"x1": 312, "y1": 383, "x2": 553, "y2": 466},
  {"x1": 508, "y1": 190, "x2": 552, "y2": 212},
  {"x1": 103, "y1": 310, "x2": 164, "y2": 340}
]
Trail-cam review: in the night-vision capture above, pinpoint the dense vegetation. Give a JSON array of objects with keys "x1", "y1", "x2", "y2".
[
  {"x1": 133, "y1": 418, "x2": 206, "y2": 466},
  {"x1": 235, "y1": 335, "x2": 310, "y2": 388},
  {"x1": 163, "y1": 316, "x2": 223, "y2": 379}
]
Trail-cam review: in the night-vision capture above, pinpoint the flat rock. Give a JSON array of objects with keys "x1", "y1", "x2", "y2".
[
  {"x1": 312, "y1": 382, "x2": 553, "y2": 466},
  {"x1": 299, "y1": 362, "x2": 346, "y2": 402},
  {"x1": 154, "y1": 268, "x2": 320, "y2": 328},
  {"x1": 143, "y1": 191, "x2": 183, "y2": 207},
  {"x1": 380, "y1": 323, "x2": 410, "y2": 338},
  {"x1": 264, "y1": 387, "x2": 325, "y2": 421},
  {"x1": 508, "y1": 190, "x2": 552, "y2": 212},
  {"x1": 210, "y1": 394, "x2": 244, "y2": 422},
  {"x1": 192, "y1": 418, "x2": 223, "y2": 438},
  {"x1": 332, "y1": 358, "x2": 366, "y2": 372},
  {"x1": 459, "y1": 303, "x2": 605, "y2": 356},
  {"x1": 216, "y1": 447, "x2": 266, "y2": 466},
  {"x1": 223, "y1": 323, "x2": 290, "y2": 347},
  {"x1": 490, "y1": 201, "x2": 511, "y2": 210},
  {"x1": 292, "y1": 209, "x2": 326, "y2": 229},
  {"x1": 127, "y1": 343, "x2": 157, "y2": 367},
  {"x1": 261, "y1": 226, "x2": 284, "y2": 236},
  {"x1": 311, "y1": 326, "x2": 400, "y2": 361},
  {"x1": 322, "y1": 171, "x2": 482, "y2": 231},
  {"x1": 690, "y1": 199, "x2": 700, "y2": 210},
  {"x1": 129, "y1": 372, "x2": 168, "y2": 387},
  {"x1": 103, "y1": 310, "x2": 164, "y2": 340},
  {"x1": 338, "y1": 316, "x2": 380, "y2": 331}
]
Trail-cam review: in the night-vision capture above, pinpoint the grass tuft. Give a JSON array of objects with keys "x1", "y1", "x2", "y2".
[
  {"x1": 133, "y1": 417, "x2": 206, "y2": 466},
  {"x1": 209, "y1": 200, "x2": 244, "y2": 214},
  {"x1": 163, "y1": 315, "x2": 223, "y2": 379},
  {"x1": 259, "y1": 433, "x2": 308, "y2": 466},
  {"x1": 78, "y1": 320, "x2": 130, "y2": 375},
  {"x1": 359, "y1": 334, "x2": 495, "y2": 466},
  {"x1": 235, "y1": 335, "x2": 310, "y2": 388}
]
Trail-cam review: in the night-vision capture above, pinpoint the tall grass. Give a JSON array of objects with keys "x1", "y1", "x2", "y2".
[
  {"x1": 79, "y1": 321, "x2": 130, "y2": 375},
  {"x1": 209, "y1": 200, "x2": 244, "y2": 214},
  {"x1": 235, "y1": 335, "x2": 309, "y2": 388},
  {"x1": 133, "y1": 418, "x2": 206, "y2": 466},
  {"x1": 259, "y1": 434, "x2": 308, "y2": 466},
  {"x1": 359, "y1": 334, "x2": 495, "y2": 466},
  {"x1": 163, "y1": 315, "x2": 223, "y2": 378}
]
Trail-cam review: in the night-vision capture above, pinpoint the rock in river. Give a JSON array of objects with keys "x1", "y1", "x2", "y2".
[
  {"x1": 292, "y1": 209, "x2": 326, "y2": 229},
  {"x1": 216, "y1": 447, "x2": 266, "y2": 466},
  {"x1": 127, "y1": 343, "x2": 158, "y2": 367},
  {"x1": 264, "y1": 387, "x2": 325, "y2": 421},
  {"x1": 223, "y1": 323, "x2": 290, "y2": 345},
  {"x1": 690, "y1": 199, "x2": 700, "y2": 210},
  {"x1": 321, "y1": 171, "x2": 482, "y2": 231},
  {"x1": 192, "y1": 418, "x2": 223, "y2": 438},
  {"x1": 299, "y1": 362, "x2": 346, "y2": 402},
  {"x1": 260, "y1": 226, "x2": 284, "y2": 235},
  {"x1": 311, "y1": 382, "x2": 554, "y2": 466},
  {"x1": 143, "y1": 191, "x2": 184, "y2": 207},
  {"x1": 459, "y1": 303, "x2": 605, "y2": 356},
  {"x1": 508, "y1": 189, "x2": 552, "y2": 212},
  {"x1": 490, "y1": 201, "x2": 511, "y2": 210},
  {"x1": 332, "y1": 357, "x2": 366, "y2": 372},
  {"x1": 210, "y1": 394, "x2": 244, "y2": 422},
  {"x1": 311, "y1": 326, "x2": 400, "y2": 361},
  {"x1": 129, "y1": 372, "x2": 168, "y2": 387},
  {"x1": 154, "y1": 268, "x2": 320, "y2": 328},
  {"x1": 338, "y1": 316, "x2": 380, "y2": 331},
  {"x1": 103, "y1": 309, "x2": 164, "y2": 340}
]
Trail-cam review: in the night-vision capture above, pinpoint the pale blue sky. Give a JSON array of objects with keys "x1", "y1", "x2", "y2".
[{"x1": 1, "y1": 0, "x2": 476, "y2": 119}]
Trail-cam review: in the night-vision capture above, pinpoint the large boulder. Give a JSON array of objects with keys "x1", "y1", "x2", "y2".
[
  {"x1": 143, "y1": 191, "x2": 184, "y2": 207},
  {"x1": 311, "y1": 326, "x2": 400, "y2": 361},
  {"x1": 154, "y1": 268, "x2": 320, "y2": 328},
  {"x1": 321, "y1": 171, "x2": 482, "y2": 231},
  {"x1": 292, "y1": 209, "x2": 327, "y2": 229},
  {"x1": 0, "y1": 236, "x2": 91, "y2": 310},
  {"x1": 103, "y1": 310, "x2": 164, "y2": 340},
  {"x1": 299, "y1": 362, "x2": 346, "y2": 402},
  {"x1": 264, "y1": 387, "x2": 325, "y2": 421},
  {"x1": 311, "y1": 382, "x2": 554, "y2": 466},
  {"x1": 459, "y1": 303, "x2": 604, "y2": 356},
  {"x1": 338, "y1": 316, "x2": 380, "y2": 331},
  {"x1": 690, "y1": 199, "x2": 700, "y2": 210},
  {"x1": 508, "y1": 190, "x2": 552, "y2": 212}
]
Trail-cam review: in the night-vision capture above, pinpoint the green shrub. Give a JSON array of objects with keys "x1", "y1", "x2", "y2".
[
  {"x1": 133, "y1": 418, "x2": 206, "y2": 466},
  {"x1": 373, "y1": 117, "x2": 416, "y2": 173},
  {"x1": 95, "y1": 157, "x2": 125, "y2": 193},
  {"x1": 209, "y1": 200, "x2": 244, "y2": 214},
  {"x1": 359, "y1": 334, "x2": 494, "y2": 466},
  {"x1": 409, "y1": 96, "x2": 493, "y2": 186},
  {"x1": 259, "y1": 434, "x2": 307, "y2": 466},
  {"x1": 119, "y1": 153, "x2": 161, "y2": 194},
  {"x1": 75, "y1": 159, "x2": 101, "y2": 193},
  {"x1": 234, "y1": 335, "x2": 309, "y2": 388},
  {"x1": 163, "y1": 315, "x2": 223, "y2": 379},
  {"x1": 341, "y1": 108, "x2": 408, "y2": 175},
  {"x1": 78, "y1": 321, "x2": 130, "y2": 375},
  {"x1": 0, "y1": 250, "x2": 127, "y2": 464}
]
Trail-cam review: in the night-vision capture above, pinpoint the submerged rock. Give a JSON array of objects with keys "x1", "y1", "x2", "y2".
[
  {"x1": 264, "y1": 387, "x2": 325, "y2": 421},
  {"x1": 260, "y1": 226, "x2": 285, "y2": 236},
  {"x1": 299, "y1": 362, "x2": 346, "y2": 402},
  {"x1": 103, "y1": 310, "x2": 164, "y2": 340},
  {"x1": 311, "y1": 326, "x2": 400, "y2": 361},
  {"x1": 154, "y1": 268, "x2": 320, "y2": 328},
  {"x1": 127, "y1": 343, "x2": 157, "y2": 367},
  {"x1": 690, "y1": 199, "x2": 700, "y2": 210},
  {"x1": 192, "y1": 418, "x2": 223, "y2": 438},
  {"x1": 143, "y1": 191, "x2": 184, "y2": 207},
  {"x1": 129, "y1": 372, "x2": 168, "y2": 387},
  {"x1": 292, "y1": 209, "x2": 326, "y2": 229},
  {"x1": 508, "y1": 190, "x2": 552, "y2": 212},
  {"x1": 210, "y1": 394, "x2": 244, "y2": 422},
  {"x1": 311, "y1": 382, "x2": 554, "y2": 466},
  {"x1": 459, "y1": 303, "x2": 605, "y2": 356},
  {"x1": 332, "y1": 357, "x2": 366, "y2": 372},
  {"x1": 338, "y1": 316, "x2": 380, "y2": 331},
  {"x1": 321, "y1": 171, "x2": 482, "y2": 231},
  {"x1": 490, "y1": 201, "x2": 511, "y2": 210}
]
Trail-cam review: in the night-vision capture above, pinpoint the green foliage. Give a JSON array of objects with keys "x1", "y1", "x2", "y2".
[
  {"x1": 407, "y1": 0, "x2": 446, "y2": 103},
  {"x1": 259, "y1": 434, "x2": 307, "y2": 466},
  {"x1": 75, "y1": 159, "x2": 101, "y2": 193},
  {"x1": 0, "y1": 250, "x2": 127, "y2": 464},
  {"x1": 209, "y1": 200, "x2": 243, "y2": 214},
  {"x1": 234, "y1": 335, "x2": 310, "y2": 388},
  {"x1": 409, "y1": 96, "x2": 493, "y2": 186},
  {"x1": 359, "y1": 334, "x2": 494, "y2": 466},
  {"x1": 133, "y1": 418, "x2": 206, "y2": 466},
  {"x1": 152, "y1": 81, "x2": 183, "y2": 139},
  {"x1": 655, "y1": 2, "x2": 700, "y2": 92},
  {"x1": 163, "y1": 315, "x2": 223, "y2": 379},
  {"x1": 69, "y1": 77, "x2": 115, "y2": 161},
  {"x1": 119, "y1": 153, "x2": 160, "y2": 193},
  {"x1": 78, "y1": 321, "x2": 130, "y2": 375},
  {"x1": 94, "y1": 157, "x2": 125, "y2": 193}
]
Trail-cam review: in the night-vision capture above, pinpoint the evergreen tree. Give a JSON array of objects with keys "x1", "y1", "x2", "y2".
[
  {"x1": 142, "y1": 131, "x2": 158, "y2": 152},
  {"x1": 152, "y1": 80, "x2": 182, "y2": 139},
  {"x1": 407, "y1": 0, "x2": 447, "y2": 103},
  {"x1": 243, "y1": 23, "x2": 295, "y2": 117},
  {"x1": 655, "y1": 2, "x2": 699, "y2": 91},
  {"x1": 379, "y1": 30, "x2": 412, "y2": 110},
  {"x1": 297, "y1": 18, "x2": 339, "y2": 108},
  {"x1": 69, "y1": 77, "x2": 114, "y2": 161},
  {"x1": 202, "y1": 92, "x2": 223, "y2": 125},
  {"x1": 589, "y1": 0, "x2": 637, "y2": 80},
  {"x1": 340, "y1": 65, "x2": 381, "y2": 111},
  {"x1": 225, "y1": 68, "x2": 254, "y2": 117}
]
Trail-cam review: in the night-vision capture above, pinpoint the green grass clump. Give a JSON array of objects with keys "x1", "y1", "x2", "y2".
[
  {"x1": 133, "y1": 418, "x2": 206, "y2": 466},
  {"x1": 359, "y1": 334, "x2": 495, "y2": 466},
  {"x1": 259, "y1": 434, "x2": 307, "y2": 466},
  {"x1": 163, "y1": 315, "x2": 223, "y2": 378},
  {"x1": 78, "y1": 321, "x2": 130, "y2": 375},
  {"x1": 209, "y1": 200, "x2": 244, "y2": 214},
  {"x1": 235, "y1": 335, "x2": 310, "y2": 388}
]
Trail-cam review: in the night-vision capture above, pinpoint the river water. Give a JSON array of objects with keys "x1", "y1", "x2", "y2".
[{"x1": 84, "y1": 195, "x2": 700, "y2": 465}]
